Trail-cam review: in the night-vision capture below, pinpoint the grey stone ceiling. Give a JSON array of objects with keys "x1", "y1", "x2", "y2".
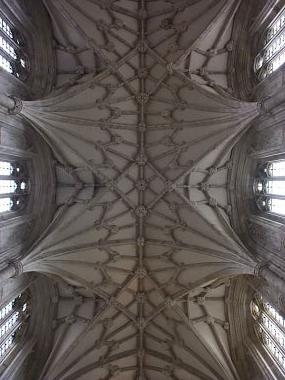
[{"x1": 7, "y1": 0, "x2": 263, "y2": 379}]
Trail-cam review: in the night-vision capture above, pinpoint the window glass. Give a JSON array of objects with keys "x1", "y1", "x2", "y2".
[
  {"x1": 0, "y1": 180, "x2": 17, "y2": 194},
  {"x1": 0, "y1": 198, "x2": 12, "y2": 213},
  {"x1": 252, "y1": 298, "x2": 285, "y2": 371},
  {"x1": 0, "y1": 13, "x2": 28, "y2": 79},
  {"x1": 0, "y1": 161, "x2": 28, "y2": 213},
  {"x1": 0, "y1": 294, "x2": 29, "y2": 361},
  {"x1": 255, "y1": 160, "x2": 285, "y2": 216},
  {"x1": 255, "y1": 7, "x2": 285, "y2": 79},
  {"x1": 0, "y1": 18, "x2": 13, "y2": 39},
  {"x1": 266, "y1": 180, "x2": 285, "y2": 195},
  {"x1": 267, "y1": 161, "x2": 285, "y2": 177},
  {"x1": 0, "y1": 162, "x2": 13, "y2": 176}
]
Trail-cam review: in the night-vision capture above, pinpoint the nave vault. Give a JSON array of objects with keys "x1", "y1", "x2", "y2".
[{"x1": 1, "y1": 0, "x2": 265, "y2": 379}]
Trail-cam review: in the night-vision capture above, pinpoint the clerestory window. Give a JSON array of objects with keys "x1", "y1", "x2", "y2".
[
  {"x1": 0, "y1": 11, "x2": 28, "y2": 80},
  {"x1": 255, "y1": 160, "x2": 285, "y2": 216},
  {"x1": 255, "y1": 6, "x2": 285, "y2": 80},
  {"x1": 0, "y1": 293, "x2": 29, "y2": 361},
  {"x1": 251, "y1": 296, "x2": 285, "y2": 372},
  {"x1": 0, "y1": 161, "x2": 28, "y2": 213}
]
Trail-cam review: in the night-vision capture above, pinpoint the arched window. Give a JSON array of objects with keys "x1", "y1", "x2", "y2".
[
  {"x1": 0, "y1": 11, "x2": 28, "y2": 80},
  {"x1": 255, "y1": 6, "x2": 285, "y2": 80},
  {"x1": 255, "y1": 160, "x2": 285, "y2": 216},
  {"x1": 251, "y1": 296, "x2": 285, "y2": 371},
  {"x1": 0, "y1": 293, "x2": 29, "y2": 361},
  {"x1": 0, "y1": 160, "x2": 28, "y2": 213}
]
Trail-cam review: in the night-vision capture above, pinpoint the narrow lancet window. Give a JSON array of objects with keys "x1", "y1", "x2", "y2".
[
  {"x1": 255, "y1": 7, "x2": 285, "y2": 79},
  {"x1": 0, "y1": 161, "x2": 28, "y2": 213},
  {"x1": 255, "y1": 160, "x2": 285, "y2": 216},
  {"x1": 0, "y1": 12, "x2": 28, "y2": 79},
  {"x1": 251, "y1": 297, "x2": 285, "y2": 371},
  {"x1": 0, "y1": 294, "x2": 29, "y2": 361}
]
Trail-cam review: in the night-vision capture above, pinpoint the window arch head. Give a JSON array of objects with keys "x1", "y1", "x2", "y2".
[
  {"x1": 0, "y1": 160, "x2": 28, "y2": 213},
  {"x1": 255, "y1": 6, "x2": 285, "y2": 80},
  {"x1": 251, "y1": 296, "x2": 285, "y2": 372},
  {"x1": 0, "y1": 11, "x2": 28, "y2": 80},
  {"x1": 255, "y1": 160, "x2": 285, "y2": 216}
]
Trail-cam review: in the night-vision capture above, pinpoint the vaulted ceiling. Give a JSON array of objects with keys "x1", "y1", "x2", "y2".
[{"x1": 10, "y1": 0, "x2": 264, "y2": 379}]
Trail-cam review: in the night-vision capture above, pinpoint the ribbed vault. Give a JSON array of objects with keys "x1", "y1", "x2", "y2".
[{"x1": 8, "y1": 0, "x2": 263, "y2": 379}]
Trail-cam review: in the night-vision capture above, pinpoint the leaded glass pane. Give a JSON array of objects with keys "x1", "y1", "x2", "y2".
[
  {"x1": 0, "y1": 162, "x2": 13, "y2": 176},
  {"x1": 255, "y1": 160, "x2": 285, "y2": 216},
  {"x1": 0, "y1": 336, "x2": 13, "y2": 358},
  {"x1": 0, "y1": 161, "x2": 28, "y2": 213},
  {"x1": 253, "y1": 298, "x2": 285, "y2": 371},
  {"x1": 0, "y1": 17, "x2": 12, "y2": 39},
  {"x1": 0, "y1": 198, "x2": 12, "y2": 213},
  {"x1": 262, "y1": 329, "x2": 285, "y2": 369},
  {"x1": 268, "y1": 161, "x2": 285, "y2": 177},
  {"x1": 0, "y1": 180, "x2": 17, "y2": 194},
  {"x1": 268, "y1": 197, "x2": 285, "y2": 215},
  {"x1": 0, "y1": 54, "x2": 12, "y2": 73},
  {"x1": 264, "y1": 303, "x2": 285, "y2": 328},
  {"x1": 266, "y1": 180, "x2": 285, "y2": 195},
  {"x1": 0, "y1": 36, "x2": 16, "y2": 59},
  {"x1": 266, "y1": 10, "x2": 285, "y2": 44},
  {"x1": 0, "y1": 312, "x2": 19, "y2": 338},
  {"x1": 0, "y1": 302, "x2": 13, "y2": 320},
  {"x1": 255, "y1": 7, "x2": 285, "y2": 78},
  {"x1": 271, "y1": 48, "x2": 285, "y2": 73},
  {"x1": 0, "y1": 294, "x2": 29, "y2": 362},
  {"x1": 0, "y1": 13, "x2": 28, "y2": 78}
]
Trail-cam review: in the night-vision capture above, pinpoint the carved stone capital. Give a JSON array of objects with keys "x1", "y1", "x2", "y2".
[
  {"x1": 254, "y1": 261, "x2": 269, "y2": 276},
  {"x1": 10, "y1": 260, "x2": 23, "y2": 277},
  {"x1": 8, "y1": 96, "x2": 23, "y2": 115}
]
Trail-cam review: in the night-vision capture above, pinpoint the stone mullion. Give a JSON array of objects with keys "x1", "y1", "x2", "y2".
[
  {"x1": 262, "y1": 193, "x2": 285, "y2": 200},
  {"x1": 0, "y1": 174, "x2": 25, "y2": 181},
  {"x1": 266, "y1": 176, "x2": 285, "y2": 181},
  {"x1": 0, "y1": 191, "x2": 27, "y2": 199}
]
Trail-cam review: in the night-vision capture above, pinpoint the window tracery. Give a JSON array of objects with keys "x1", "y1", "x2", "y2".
[
  {"x1": 0, "y1": 11, "x2": 28, "y2": 80},
  {"x1": 0, "y1": 293, "x2": 29, "y2": 361},
  {"x1": 251, "y1": 296, "x2": 285, "y2": 371},
  {"x1": 255, "y1": 6, "x2": 285, "y2": 80},
  {"x1": 255, "y1": 160, "x2": 285, "y2": 216},
  {"x1": 0, "y1": 161, "x2": 28, "y2": 213}
]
